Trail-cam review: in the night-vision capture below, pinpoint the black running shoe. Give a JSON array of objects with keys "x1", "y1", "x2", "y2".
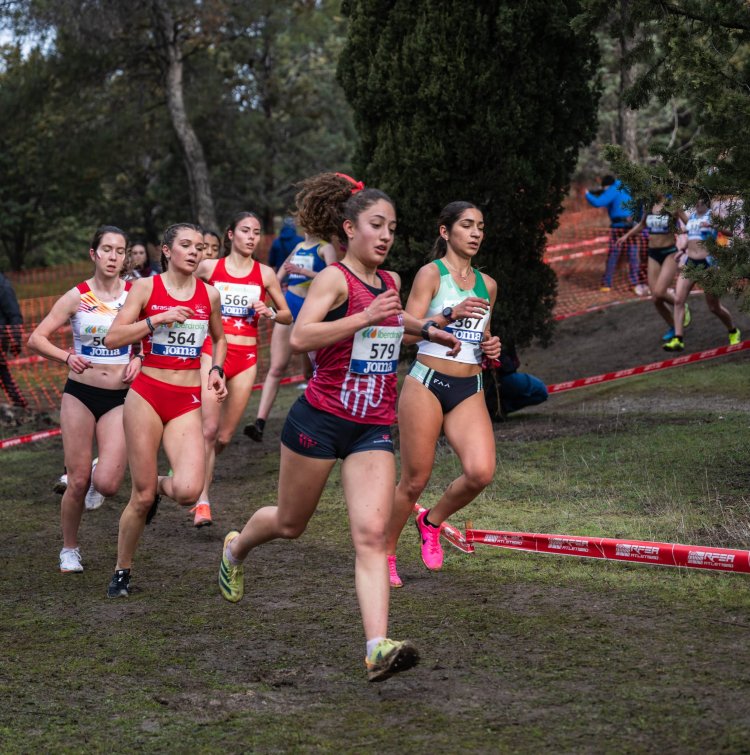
[
  {"x1": 243, "y1": 421, "x2": 263, "y2": 442},
  {"x1": 146, "y1": 493, "x2": 161, "y2": 525},
  {"x1": 107, "y1": 568, "x2": 131, "y2": 598}
]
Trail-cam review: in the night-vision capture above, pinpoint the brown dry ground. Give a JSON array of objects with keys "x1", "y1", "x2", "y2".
[{"x1": 1, "y1": 295, "x2": 750, "y2": 753}]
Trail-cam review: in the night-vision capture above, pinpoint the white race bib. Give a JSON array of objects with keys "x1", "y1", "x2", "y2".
[
  {"x1": 79, "y1": 313, "x2": 129, "y2": 363},
  {"x1": 151, "y1": 319, "x2": 208, "y2": 359},
  {"x1": 214, "y1": 282, "x2": 261, "y2": 318},
  {"x1": 349, "y1": 325, "x2": 404, "y2": 375}
]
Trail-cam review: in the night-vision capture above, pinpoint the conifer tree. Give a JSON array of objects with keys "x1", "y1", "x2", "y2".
[{"x1": 338, "y1": 0, "x2": 600, "y2": 345}]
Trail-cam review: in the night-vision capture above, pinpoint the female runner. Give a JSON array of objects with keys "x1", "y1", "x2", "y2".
[
  {"x1": 663, "y1": 195, "x2": 740, "y2": 351},
  {"x1": 103, "y1": 223, "x2": 227, "y2": 597},
  {"x1": 191, "y1": 212, "x2": 291, "y2": 527},
  {"x1": 244, "y1": 225, "x2": 337, "y2": 443},
  {"x1": 127, "y1": 240, "x2": 157, "y2": 279},
  {"x1": 28, "y1": 226, "x2": 140, "y2": 573},
  {"x1": 385, "y1": 201, "x2": 501, "y2": 586},
  {"x1": 202, "y1": 229, "x2": 221, "y2": 260},
  {"x1": 616, "y1": 196, "x2": 689, "y2": 343},
  {"x1": 218, "y1": 173, "x2": 459, "y2": 681}
]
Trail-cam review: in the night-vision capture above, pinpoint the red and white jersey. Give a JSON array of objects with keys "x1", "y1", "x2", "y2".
[
  {"x1": 208, "y1": 257, "x2": 265, "y2": 339},
  {"x1": 305, "y1": 263, "x2": 403, "y2": 424},
  {"x1": 70, "y1": 281, "x2": 132, "y2": 364},
  {"x1": 141, "y1": 275, "x2": 211, "y2": 371}
]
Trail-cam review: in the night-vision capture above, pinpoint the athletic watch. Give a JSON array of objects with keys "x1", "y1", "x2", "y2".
[
  {"x1": 210, "y1": 365, "x2": 225, "y2": 379},
  {"x1": 441, "y1": 306, "x2": 455, "y2": 322},
  {"x1": 420, "y1": 320, "x2": 439, "y2": 342}
]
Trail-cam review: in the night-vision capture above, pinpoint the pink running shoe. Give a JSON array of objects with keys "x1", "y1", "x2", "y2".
[
  {"x1": 388, "y1": 555, "x2": 403, "y2": 588},
  {"x1": 415, "y1": 509, "x2": 443, "y2": 570}
]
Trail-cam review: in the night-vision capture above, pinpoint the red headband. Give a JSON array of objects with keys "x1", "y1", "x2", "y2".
[{"x1": 336, "y1": 172, "x2": 365, "y2": 195}]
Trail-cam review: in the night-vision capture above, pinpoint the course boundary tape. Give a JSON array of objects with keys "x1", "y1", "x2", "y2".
[
  {"x1": 464, "y1": 527, "x2": 750, "y2": 574},
  {"x1": 546, "y1": 340, "x2": 750, "y2": 394}
]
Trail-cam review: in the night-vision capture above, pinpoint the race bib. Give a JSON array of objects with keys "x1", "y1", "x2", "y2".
[
  {"x1": 444, "y1": 304, "x2": 490, "y2": 345},
  {"x1": 214, "y1": 282, "x2": 261, "y2": 318},
  {"x1": 646, "y1": 214, "x2": 669, "y2": 234},
  {"x1": 151, "y1": 319, "x2": 208, "y2": 359},
  {"x1": 349, "y1": 325, "x2": 404, "y2": 375},
  {"x1": 291, "y1": 253, "x2": 315, "y2": 272},
  {"x1": 79, "y1": 314, "x2": 128, "y2": 361}
]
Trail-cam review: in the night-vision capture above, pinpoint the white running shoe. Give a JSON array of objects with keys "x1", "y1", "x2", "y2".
[
  {"x1": 84, "y1": 458, "x2": 105, "y2": 511},
  {"x1": 53, "y1": 473, "x2": 68, "y2": 495},
  {"x1": 59, "y1": 547, "x2": 83, "y2": 573}
]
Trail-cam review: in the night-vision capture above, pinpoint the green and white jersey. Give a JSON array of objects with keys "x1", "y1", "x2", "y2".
[{"x1": 417, "y1": 259, "x2": 490, "y2": 364}]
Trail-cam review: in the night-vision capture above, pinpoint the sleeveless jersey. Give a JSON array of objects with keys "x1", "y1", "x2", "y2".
[
  {"x1": 645, "y1": 212, "x2": 671, "y2": 235},
  {"x1": 417, "y1": 259, "x2": 491, "y2": 364},
  {"x1": 70, "y1": 281, "x2": 132, "y2": 365},
  {"x1": 304, "y1": 263, "x2": 403, "y2": 424},
  {"x1": 287, "y1": 241, "x2": 328, "y2": 290},
  {"x1": 686, "y1": 209, "x2": 716, "y2": 242},
  {"x1": 141, "y1": 275, "x2": 211, "y2": 370},
  {"x1": 208, "y1": 257, "x2": 265, "y2": 338}
]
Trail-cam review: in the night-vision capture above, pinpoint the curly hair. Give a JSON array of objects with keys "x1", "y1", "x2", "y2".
[{"x1": 294, "y1": 172, "x2": 393, "y2": 243}]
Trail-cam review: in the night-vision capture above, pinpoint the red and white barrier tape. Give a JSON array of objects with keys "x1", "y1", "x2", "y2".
[
  {"x1": 7, "y1": 355, "x2": 45, "y2": 367},
  {"x1": 465, "y1": 528, "x2": 750, "y2": 574},
  {"x1": 0, "y1": 427, "x2": 62, "y2": 450},
  {"x1": 547, "y1": 340, "x2": 750, "y2": 394},
  {"x1": 251, "y1": 373, "x2": 304, "y2": 391},
  {"x1": 546, "y1": 235, "x2": 608, "y2": 254}
]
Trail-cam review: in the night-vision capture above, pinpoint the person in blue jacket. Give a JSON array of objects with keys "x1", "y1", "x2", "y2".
[
  {"x1": 268, "y1": 217, "x2": 304, "y2": 272},
  {"x1": 585, "y1": 175, "x2": 646, "y2": 293}
]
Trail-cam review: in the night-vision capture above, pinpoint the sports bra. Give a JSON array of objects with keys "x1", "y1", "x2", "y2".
[{"x1": 417, "y1": 259, "x2": 491, "y2": 365}]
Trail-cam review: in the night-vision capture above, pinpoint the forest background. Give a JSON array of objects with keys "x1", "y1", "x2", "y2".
[{"x1": 1, "y1": 0, "x2": 748, "y2": 347}]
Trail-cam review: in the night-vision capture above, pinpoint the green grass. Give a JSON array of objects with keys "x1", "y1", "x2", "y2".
[{"x1": 1, "y1": 359, "x2": 750, "y2": 752}]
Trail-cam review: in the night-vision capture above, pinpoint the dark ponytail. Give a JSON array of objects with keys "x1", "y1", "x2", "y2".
[{"x1": 430, "y1": 201, "x2": 478, "y2": 259}]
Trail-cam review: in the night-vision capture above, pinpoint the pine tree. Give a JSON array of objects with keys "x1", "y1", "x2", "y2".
[{"x1": 338, "y1": 0, "x2": 601, "y2": 345}]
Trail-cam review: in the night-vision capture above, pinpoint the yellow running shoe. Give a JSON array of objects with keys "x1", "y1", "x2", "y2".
[
  {"x1": 219, "y1": 531, "x2": 244, "y2": 603},
  {"x1": 663, "y1": 336, "x2": 684, "y2": 352},
  {"x1": 683, "y1": 302, "x2": 691, "y2": 328},
  {"x1": 365, "y1": 638, "x2": 419, "y2": 682},
  {"x1": 729, "y1": 328, "x2": 741, "y2": 346}
]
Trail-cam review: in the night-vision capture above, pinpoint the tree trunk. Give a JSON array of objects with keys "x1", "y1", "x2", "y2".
[
  {"x1": 151, "y1": 0, "x2": 218, "y2": 231},
  {"x1": 617, "y1": 0, "x2": 639, "y2": 161}
]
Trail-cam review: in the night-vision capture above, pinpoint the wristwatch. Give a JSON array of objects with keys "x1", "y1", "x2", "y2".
[
  {"x1": 441, "y1": 306, "x2": 454, "y2": 322},
  {"x1": 210, "y1": 365, "x2": 225, "y2": 379},
  {"x1": 420, "y1": 320, "x2": 439, "y2": 342}
]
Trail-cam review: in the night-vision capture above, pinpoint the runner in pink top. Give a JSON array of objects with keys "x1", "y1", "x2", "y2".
[{"x1": 217, "y1": 172, "x2": 459, "y2": 682}]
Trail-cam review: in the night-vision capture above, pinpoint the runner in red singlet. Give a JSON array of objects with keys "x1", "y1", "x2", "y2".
[
  {"x1": 192, "y1": 212, "x2": 291, "y2": 527},
  {"x1": 102, "y1": 223, "x2": 227, "y2": 598},
  {"x1": 217, "y1": 173, "x2": 460, "y2": 681}
]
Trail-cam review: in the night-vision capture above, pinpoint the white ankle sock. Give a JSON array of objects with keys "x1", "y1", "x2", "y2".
[{"x1": 366, "y1": 637, "x2": 385, "y2": 658}]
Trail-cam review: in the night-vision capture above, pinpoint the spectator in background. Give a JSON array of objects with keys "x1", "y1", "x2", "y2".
[
  {"x1": 202, "y1": 229, "x2": 221, "y2": 260},
  {"x1": 126, "y1": 240, "x2": 157, "y2": 280},
  {"x1": 268, "y1": 217, "x2": 304, "y2": 272},
  {"x1": 483, "y1": 343, "x2": 547, "y2": 421},
  {"x1": 585, "y1": 175, "x2": 647, "y2": 295},
  {"x1": 0, "y1": 272, "x2": 27, "y2": 408}
]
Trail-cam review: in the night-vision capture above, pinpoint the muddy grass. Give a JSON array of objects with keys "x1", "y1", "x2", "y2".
[{"x1": 2, "y1": 298, "x2": 750, "y2": 752}]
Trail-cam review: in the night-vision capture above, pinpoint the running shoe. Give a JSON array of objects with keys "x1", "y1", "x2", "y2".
[
  {"x1": 683, "y1": 302, "x2": 691, "y2": 328},
  {"x1": 296, "y1": 382, "x2": 308, "y2": 390},
  {"x1": 663, "y1": 336, "x2": 684, "y2": 352},
  {"x1": 59, "y1": 547, "x2": 83, "y2": 573},
  {"x1": 633, "y1": 284, "x2": 650, "y2": 296},
  {"x1": 191, "y1": 501, "x2": 212, "y2": 528},
  {"x1": 53, "y1": 473, "x2": 68, "y2": 495},
  {"x1": 662, "y1": 327, "x2": 675, "y2": 342},
  {"x1": 219, "y1": 531, "x2": 244, "y2": 602},
  {"x1": 729, "y1": 328, "x2": 742, "y2": 346},
  {"x1": 145, "y1": 493, "x2": 161, "y2": 525},
  {"x1": 84, "y1": 458, "x2": 105, "y2": 511},
  {"x1": 244, "y1": 421, "x2": 263, "y2": 442},
  {"x1": 107, "y1": 568, "x2": 131, "y2": 598},
  {"x1": 365, "y1": 638, "x2": 419, "y2": 682},
  {"x1": 388, "y1": 555, "x2": 403, "y2": 588},
  {"x1": 415, "y1": 509, "x2": 443, "y2": 571}
]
